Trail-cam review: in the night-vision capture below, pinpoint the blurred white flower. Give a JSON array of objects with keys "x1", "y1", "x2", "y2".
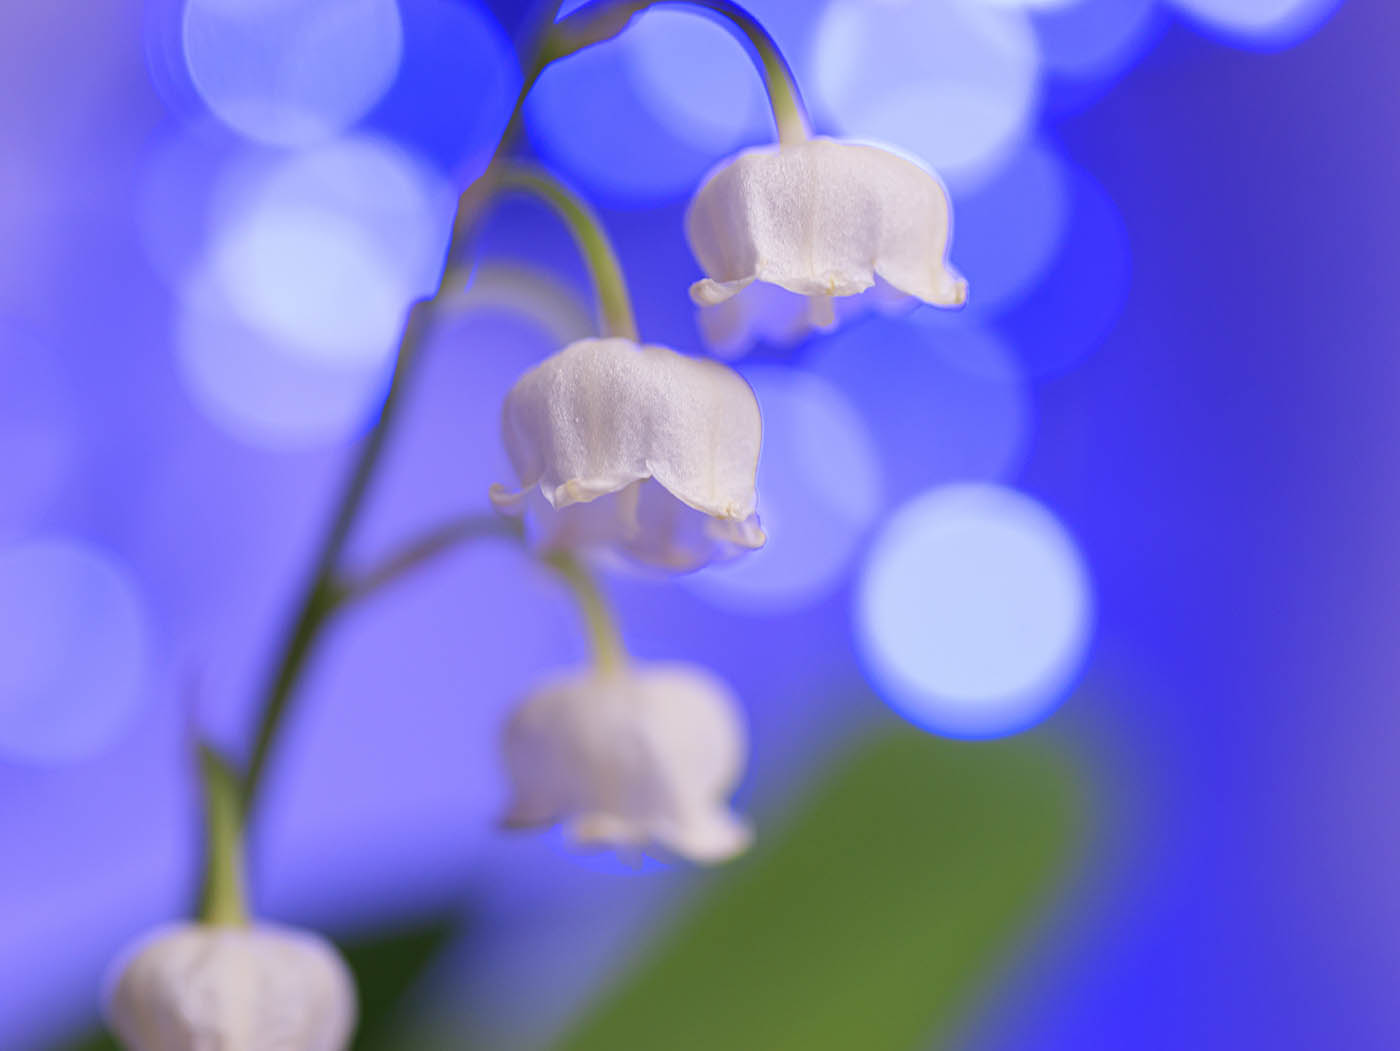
[
  {"x1": 490, "y1": 337, "x2": 765, "y2": 571},
  {"x1": 501, "y1": 661, "x2": 752, "y2": 864},
  {"x1": 686, "y1": 137, "x2": 967, "y2": 357},
  {"x1": 104, "y1": 923, "x2": 356, "y2": 1051}
]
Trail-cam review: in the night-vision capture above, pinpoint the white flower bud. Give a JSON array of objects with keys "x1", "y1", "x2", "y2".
[
  {"x1": 104, "y1": 923, "x2": 356, "y2": 1051},
  {"x1": 490, "y1": 337, "x2": 765, "y2": 572},
  {"x1": 502, "y1": 662, "x2": 752, "y2": 864},
  {"x1": 686, "y1": 136, "x2": 967, "y2": 356}
]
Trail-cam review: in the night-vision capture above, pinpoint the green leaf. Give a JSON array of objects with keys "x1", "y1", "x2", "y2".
[
  {"x1": 336, "y1": 917, "x2": 461, "y2": 1051},
  {"x1": 51, "y1": 1031, "x2": 120, "y2": 1051},
  {"x1": 552, "y1": 723, "x2": 1088, "y2": 1051}
]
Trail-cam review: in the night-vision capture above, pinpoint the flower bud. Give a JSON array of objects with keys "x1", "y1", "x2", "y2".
[
  {"x1": 104, "y1": 923, "x2": 356, "y2": 1051},
  {"x1": 502, "y1": 660, "x2": 753, "y2": 864}
]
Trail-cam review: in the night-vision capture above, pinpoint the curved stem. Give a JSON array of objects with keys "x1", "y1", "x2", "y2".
[
  {"x1": 675, "y1": 0, "x2": 810, "y2": 144},
  {"x1": 241, "y1": 1, "x2": 569, "y2": 821},
  {"x1": 546, "y1": 551, "x2": 627, "y2": 674},
  {"x1": 495, "y1": 164, "x2": 639, "y2": 341},
  {"x1": 341, "y1": 514, "x2": 525, "y2": 605},
  {"x1": 198, "y1": 746, "x2": 249, "y2": 927},
  {"x1": 242, "y1": 306, "x2": 427, "y2": 817},
  {"x1": 560, "y1": 0, "x2": 810, "y2": 144}
]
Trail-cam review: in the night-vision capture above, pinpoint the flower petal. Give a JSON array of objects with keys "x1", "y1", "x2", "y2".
[
  {"x1": 501, "y1": 662, "x2": 752, "y2": 864},
  {"x1": 652, "y1": 806, "x2": 753, "y2": 864},
  {"x1": 493, "y1": 338, "x2": 764, "y2": 570},
  {"x1": 105, "y1": 924, "x2": 356, "y2": 1051},
  {"x1": 697, "y1": 278, "x2": 916, "y2": 359},
  {"x1": 686, "y1": 137, "x2": 966, "y2": 355}
]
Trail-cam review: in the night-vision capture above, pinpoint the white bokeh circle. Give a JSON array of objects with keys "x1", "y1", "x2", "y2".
[
  {"x1": 685, "y1": 367, "x2": 883, "y2": 614},
  {"x1": 1167, "y1": 0, "x2": 1341, "y2": 47},
  {"x1": 182, "y1": 0, "x2": 404, "y2": 147},
  {"x1": 813, "y1": 0, "x2": 1042, "y2": 188},
  {"x1": 857, "y1": 484, "x2": 1092, "y2": 737},
  {"x1": 623, "y1": 7, "x2": 768, "y2": 154},
  {"x1": 176, "y1": 135, "x2": 454, "y2": 448},
  {"x1": 0, "y1": 538, "x2": 152, "y2": 764}
]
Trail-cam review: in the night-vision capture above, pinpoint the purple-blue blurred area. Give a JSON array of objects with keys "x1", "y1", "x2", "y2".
[{"x1": 1, "y1": 0, "x2": 1395, "y2": 1047}]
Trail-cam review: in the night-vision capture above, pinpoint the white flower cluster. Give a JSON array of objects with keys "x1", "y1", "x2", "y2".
[
  {"x1": 102, "y1": 3, "x2": 966, "y2": 1046},
  {"x1": 487, "y1": 18, "x2": 963, "y2": 872}
]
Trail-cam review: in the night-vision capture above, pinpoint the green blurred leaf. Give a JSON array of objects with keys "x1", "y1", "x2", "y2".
[
  {"x1": 52, "y1": 1031, "x2": 119, "y2": 1051},
  {"x1": 552, "y1": 724, "x2": 1088, "y2": 1051},
  {"x1": 337, "y1": 917, "x2": 460, "y2": 1051}
]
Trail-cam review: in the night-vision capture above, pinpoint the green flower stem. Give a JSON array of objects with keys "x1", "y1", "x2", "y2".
[
  {"x1": 546, "y1": 551, "x2": 627, "y2": 675},
  {"x1": 495, "y1": 164, "x2": 639, "y2": 341},
  {"x1": 241, "y1": 298, "x2": 430, "y2": 820},
  {"x1": 559, "y1": 0, "x2": 810, "y2": 145},
  {"x1": 340, "y1": 514, "x2": 525, "y2": 605},
  {"x1": 675, "y1": 0, "x2": 810, "y2": 144},
  {"x1": 241, "y1": 0, "x2": 579, "y2": 822},
  {"x1": 198, "y1": 746, "x2": 249, "y2": 927}
]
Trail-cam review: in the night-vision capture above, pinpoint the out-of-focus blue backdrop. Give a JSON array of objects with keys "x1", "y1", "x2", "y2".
[{"x1": 2, "y1": 0, "x2": 1394, "y2": 1046}]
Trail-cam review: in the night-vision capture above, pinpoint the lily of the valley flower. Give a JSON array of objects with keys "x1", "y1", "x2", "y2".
[
  {"x1": 686, "y1": 136, "x2": 967, "y2": 357},
  {"x1": 104, "y1": 923, "x2": 356, "y2": 1051},
  {"x1": 501, "y1": 661, "x2": 752, "y2": 863},
  {"x1": 490, "y1": 336, "x2": 765, "y2": 571}
]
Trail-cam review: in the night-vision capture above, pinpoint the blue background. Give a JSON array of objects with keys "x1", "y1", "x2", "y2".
[{"x1": 0, "y1": 0, "x2": 1394, "y2": 1046}]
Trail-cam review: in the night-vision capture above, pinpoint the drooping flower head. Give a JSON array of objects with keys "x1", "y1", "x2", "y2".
[
  {"x1": 501, "y1": 661, "x2": 752, "y2": 864},
  {"x1": 104, "y1": 923, "x2": 357, "y2": 1051},
  {"x1": 490, "y1": 337, "x2": 765, "y2": 571},
  {"x1": 686, "y1": 136, "x2": 967, "y2": 357}
]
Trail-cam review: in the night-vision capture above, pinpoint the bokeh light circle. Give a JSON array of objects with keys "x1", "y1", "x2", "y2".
[
  {"x1": 813, "y1": 0, "x2": 1041, "y2": 188},
  {"x1": 526, "y1": 30, "x2": 718, "y2": 204},
  {"x1": 951, "y1": 138, "x2": 1070, "y2": 317},
  {"x1": 177, "y1": 135, "x2": 454, "y2": 447},
  {"x1": 996, "y1": 162, "x2": 1130, "y2": 376},
  {"x1": 368, "y1": 0, "x2": 520, "y2": 174},
  {"x1": 175, "y1": 266, "x2": 398, "y2": 448},
  {"x1": 857, "y1": 484, "x2": 1092, "y2": 738},
  {"x1": 0, "y1": 538, "x2": 152, "y2": 764},
  {"x1": 624, "y1": 8, "x2": 768, "y2": 154},
  {"x1": 1167, "y1": 0, "x2": 1341, "y2": 47},
  {"x1": 137, "y1": 125, "x2": 240, "y2": 288},
  {"x1": 0, "y1": 322, "x2": 77, "y2": 535},
  {"x1": 533, "y1": 1, "x2": 817, "y2": 202},
  {"x1": 211, "y1": 208, "x2": 404, "y2": 364},
  {"x1": 976, "y1": 0, "x2": 1082, "y2": 10},
  {"x1": 1033, "y1": 0, "x2": 1162, "y2": 84},
  {"x1": 226, "y1": 137, "x2": 455, "y2": 295},
  {"x1": 182, "y1": 0, "x2": 404, "y2": 147},
  {"x1": 685, "y1": 367, "x2": 883, "y2": 615},
  {"x1": 807, "y1": 318, "x2": 1034, "y2": 503},
  {"x1": 452, "y1": 263, "x2": 595, "y2": 349}
]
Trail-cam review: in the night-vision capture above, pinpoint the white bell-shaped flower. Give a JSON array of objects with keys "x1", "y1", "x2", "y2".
[
  {"x1": 501, "y1": 661, "x2": 752, "y2": 864},
  {"x1": 490, "y1": 337, "x2": 765, "y2": 571},
  {"x1": 686, "y1": 136, "x2": 967, "y2": 357},
  {"x1": 104, "y1": 923, "x2": 356, "y2": 1051}
]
